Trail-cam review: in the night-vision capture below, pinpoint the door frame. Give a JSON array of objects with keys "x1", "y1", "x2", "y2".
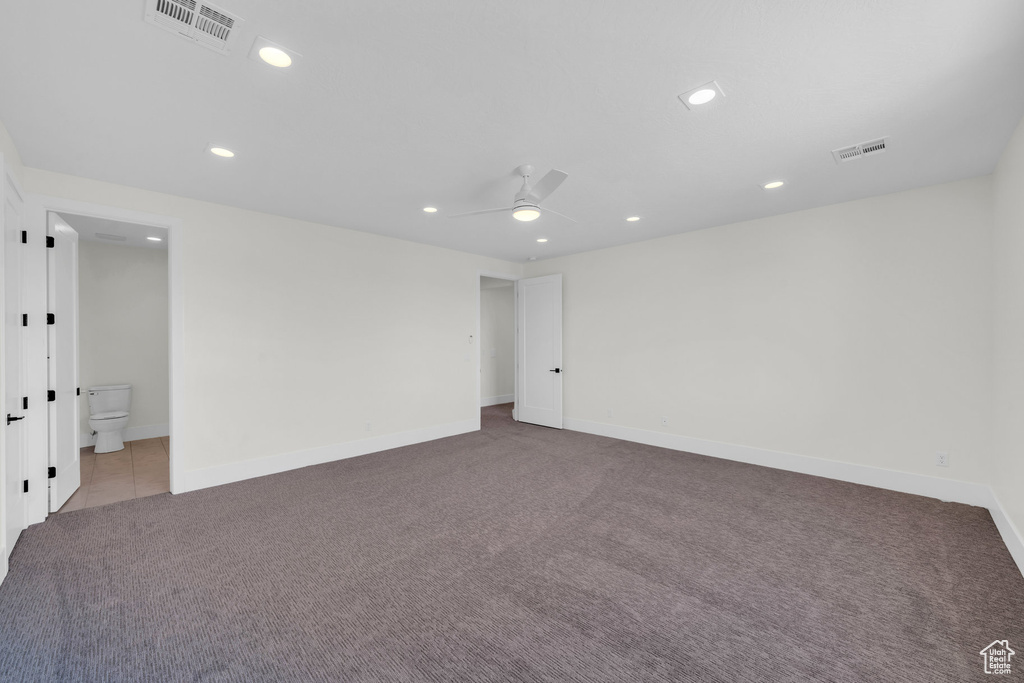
[
  {"x1": 476, "y1": 271, "x2": 520, "y2": 429},
  {"x1": 23, "y1": 194, "x2": 184, "y2": 523}
]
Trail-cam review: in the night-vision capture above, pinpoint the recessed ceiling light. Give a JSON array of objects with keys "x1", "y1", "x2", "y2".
[
  {"x1": 528, "y1": 257, "x2": 537, "y2": 261},
  {"x1": 537, "y1": 238, "x2": 548, "y2": 243},
  {"x1": 626, "y1": 216, "x2": 640, "y2": 222},
  {"x1": 249, "y1": 37, "x2": 301, "y2": 68},
  {"x1": 512, "y1": 207, "x2": 541, "y2": 222},
  {"x1": 678, "y1": 81, "x2": 725, "y2": 111},
  {"x1": 688, "y1": 89, "x2": 716, "y2": 105},
  {"x1": 763, "y1": 181, "x2": 785, "y2": 190},
  {"x1": 422, "y1": 207, "x2": 438, "y2": 213},
  {"x1": 209, "y1": 146, "x2": 235, "y2": 158},
  {"x1": 147, "y1": 237, "x2": 163, "y2": 242},
  {"x1": 259, "y1": 46, "x2": 292, "y2": 68}
]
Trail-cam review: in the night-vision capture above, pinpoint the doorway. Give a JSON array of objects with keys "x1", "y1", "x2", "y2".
[
  {"x1": 479, "y1": 276, "x2": 515, "y2": 409},
  {"x1": 14, "y1": 194, "x2": 183, "y2": 528},
  {"x1": 477, "y1": 272, "x2": 564, "y2": 430},
  {"x1": 53, "y1": 212, "x2": 170, "y2": 511}
]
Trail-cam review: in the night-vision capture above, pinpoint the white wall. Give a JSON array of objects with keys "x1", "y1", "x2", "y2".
[
  {"x1": 480, "y1": 278, "x2": 514, "y2": 404},
  {"x1": 78, "y1": 240, "x2": 169, "y2": 439},
  {"x1": 23, "y1": 168, "x2": 520, "y2": 491},
  {"x1": 525, "y1": 177, "x2": 994, "y2": 484},
  {"x1": 992, "y1": 115, "x2": 1024, "y2": 540},
  {"x1": 0, "y1": 120, "x2": 24, "y2": 185}
]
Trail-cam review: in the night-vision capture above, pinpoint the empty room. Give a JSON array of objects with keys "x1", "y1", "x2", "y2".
[{"x1": 0, "y1": 1, "x2": 1022, "y2": 681}]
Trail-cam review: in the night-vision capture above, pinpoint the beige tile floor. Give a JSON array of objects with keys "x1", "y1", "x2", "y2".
[{"x1": 57, "y1": 437, "x2": 170, "y2": 512}]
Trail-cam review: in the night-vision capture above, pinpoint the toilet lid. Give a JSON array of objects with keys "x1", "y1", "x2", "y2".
[{"x1": 91, "y1": 411, "x2": 129, "y2": 420}]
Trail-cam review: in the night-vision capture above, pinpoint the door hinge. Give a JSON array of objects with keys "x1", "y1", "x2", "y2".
[
  {"x1": 21, "y1": 230, "x2": 27, "y2": 244},
  {"x1": 76, "y1": 387, "x2": 80, "y2": 396},
  {"x1": 47, "y1": 390, "x2": 56, "y2": 402},
  {"x1": 22, "y1": 397, "x2": 28, "y2": 410},
  {"x1": 22, "y1": 313, "x2": 28, "y2": 327},
  {"x1": 48, "y1": 466, "x2": 56, "y2": 479},
  {"x1": 46, "y1": 235, "x2": 55, "y2": 248},
  {"x1": 47, "y1": 313, "x2": 55, "y2": 325},
  {"x1": 23, "y1": 480, "x2": 28, "y2": 493}
]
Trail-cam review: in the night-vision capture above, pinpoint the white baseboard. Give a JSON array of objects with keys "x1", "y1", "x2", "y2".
[
  {"x1": 80, "y1": 423, "x2": 169, "y2": 448},
  {"x1": 987, "y1": 490, "x2": 1024, "y2": 578},
  {"x1": 178, "y1": 418, "x2": 478, "y2": 494},
  {"x1": 564, "y1": 418, "x2": 992, "y2": 505},
  {"x1": 0, "y1": 549, "x2": 7, "y2": 586},
  {"x1": 481, "y1": 394, "x2": 514, "y2": 407},
  {"x1": 564, "y1": 417, "x2": 1023, "y2": 577}
]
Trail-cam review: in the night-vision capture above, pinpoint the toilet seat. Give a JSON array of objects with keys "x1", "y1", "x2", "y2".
[{"x1": 91, "y1": 410, "x2": 129, "y2": 420}]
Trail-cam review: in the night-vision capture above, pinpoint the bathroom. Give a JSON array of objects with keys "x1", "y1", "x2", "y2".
[{"x1": 58, "y1": 213, "x2": 169, "y2": 511}]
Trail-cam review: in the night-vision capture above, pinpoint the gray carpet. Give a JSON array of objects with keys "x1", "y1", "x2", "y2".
[{"x1": 0, "y1": 404, "x2": 1021, "y2": 682}]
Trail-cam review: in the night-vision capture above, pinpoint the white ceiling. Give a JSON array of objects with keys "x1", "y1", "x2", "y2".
[
  {"x1": 57, "y1": 213, "x2": 168, "y2": 250},
  {"x1": 3, "y1": 1, "x2": 1023, "y2": 262}
]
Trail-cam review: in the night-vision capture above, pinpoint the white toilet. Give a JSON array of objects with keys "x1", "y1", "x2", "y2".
[{"x1": 88, "y1": 384, "x2": 132, "y2": 454}]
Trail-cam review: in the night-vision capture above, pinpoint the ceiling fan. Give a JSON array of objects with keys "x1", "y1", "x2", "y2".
[{"x1": 451, "y1": 165, "x2": 574, "y2": 223}]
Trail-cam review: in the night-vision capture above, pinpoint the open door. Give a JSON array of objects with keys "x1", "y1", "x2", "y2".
[
  {"x1": 46, "y1": 214, "x2": 80, "y2": 512},
  {"x1": 3, "y1": 169, "x2": 28, "y2": 558},
  {"x1": 516, "y1": 274, "x2": 562, "y2": 429}
]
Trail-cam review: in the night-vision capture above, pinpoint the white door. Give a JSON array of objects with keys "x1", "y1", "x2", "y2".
[
  {"x1": 47, "y1": 214, "x2": 80, "y2": 512},
  {"x1": 516, "y1": 274, "x2": 562, "y2": 429},
  {"x1": 3, "y1": 170, "x2": 28, "y2": 558}
]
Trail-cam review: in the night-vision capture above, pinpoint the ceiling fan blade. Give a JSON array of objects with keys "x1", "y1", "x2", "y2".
[
  {"x1": 449, "y1": 207, "x2": 513, "y2": 218},
  {"x1": 527, "y1": 169, "x2": 568, "y2": 203},
  {"x1": 542, "y1": 206, "x2": 577, "y2": 223}
]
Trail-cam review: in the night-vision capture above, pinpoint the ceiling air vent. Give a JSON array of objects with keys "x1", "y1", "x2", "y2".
[
  {"x1": 144, "y1": 0, "x2": 244, "y2": 55},
  {"x1": 831, "y1": 137, "x2": 890, "y2": 164}
]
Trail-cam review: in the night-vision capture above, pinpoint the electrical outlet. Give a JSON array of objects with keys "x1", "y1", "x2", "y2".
[
  {"x1": 936, "y1": 452, "x2": 949, "y2": 467},
  {"x1": 365, "y1": 421, "x2": 372, "y2": 432},
  {"x1": 607, "y1": 409, "x2": 613, "y2": 419},
  {"x1": 661, "y1": 416, "x2": 668, "y2": 426}
]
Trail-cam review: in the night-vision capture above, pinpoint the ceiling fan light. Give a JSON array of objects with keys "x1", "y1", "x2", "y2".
[{"x1": 512, "y1": 207, "x2": 541, "y2": 222}]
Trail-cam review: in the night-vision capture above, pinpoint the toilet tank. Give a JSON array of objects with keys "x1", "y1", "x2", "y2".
[{"x1": 87, "y1": 384, "x2": 132, "y2": 415}]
